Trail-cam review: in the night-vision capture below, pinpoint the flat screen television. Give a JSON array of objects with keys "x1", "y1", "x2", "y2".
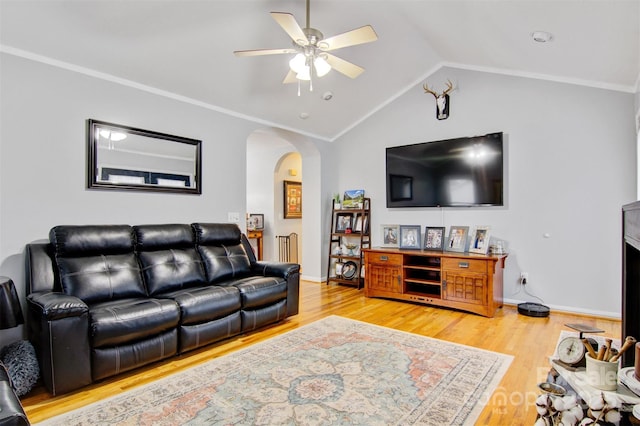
[{"x1": 386, "y1": 132, "x2": 504, "y2": 207}]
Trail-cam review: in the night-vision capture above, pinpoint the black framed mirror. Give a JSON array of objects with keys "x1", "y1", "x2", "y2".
[{"x1": 87, "y1": 119, "x2": 202, "y2": 195}]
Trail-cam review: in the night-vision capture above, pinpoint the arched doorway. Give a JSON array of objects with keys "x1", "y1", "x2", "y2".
[{"x1": 246, "y1": 127, "x2": 324, "y2": 281}]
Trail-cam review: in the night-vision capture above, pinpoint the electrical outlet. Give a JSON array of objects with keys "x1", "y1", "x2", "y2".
[
  {"x1": 227, "y1": 212, "x2": 240, "y2": 223},
  {"x1": 520, "y1": 272, "x2": 529, "y2": 284}
]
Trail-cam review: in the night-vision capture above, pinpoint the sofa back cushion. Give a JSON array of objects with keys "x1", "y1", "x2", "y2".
[
  {"x1": 50, "y1": 225, "x2": 146, "y2": 304},
  {"x1": 134, "y1": 224, "x2": 206, "y2": 295},
  {"x1": 192, "y1": 223, "x2": 251, "y2": 283}
]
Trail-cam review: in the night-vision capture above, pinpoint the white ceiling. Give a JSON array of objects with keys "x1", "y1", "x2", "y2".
[{"x1": 1, "y1": 0, "x2": 638, "y2": 141}]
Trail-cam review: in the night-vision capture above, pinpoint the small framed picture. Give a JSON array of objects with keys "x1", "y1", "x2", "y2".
[
  {"x1": 342, "y1": 189, "x2": 364, "y2": 209},
  {"x1": 283, "y1": 180, "x2": 302, "y2": 219},
  {"x1": 445, "y1": 226, "x2": 469, "y2": 253},
  {"x1": 381, "y1": 224, "x2": 399, "y2": 248},
  {"x1": 247, "y1": 213, "x2": 264, "y2": 230},
  {"x1": 353, "y1": 213, "x2": 369, "y2": 233},
  {"x1": 424, "y1": 226, "x2": 445, "y2": 251},
  {"x1": 335, "y1": 213, "x2": 353, "y2": 233},
  {"x1": 469, "y1": 226, "x2": 491, "y2": 254},
  {"x1": 399, "y1": 225, "x2": 421, "y2": 250}
]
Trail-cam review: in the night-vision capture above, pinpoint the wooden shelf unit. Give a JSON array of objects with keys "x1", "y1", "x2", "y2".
[
  {"x1": 326, "y1": 198, "x2": 371, "y2": 289},
  {"x1": 364, "y1": 248, "x2": 507, "y2": 317}
]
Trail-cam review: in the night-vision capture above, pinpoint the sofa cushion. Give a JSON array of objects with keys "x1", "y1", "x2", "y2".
[
  {"x1": 134, "y1": 224, "x2": 195, "y2": 250},
  {"x1": 135, "y1": 224, "x2": 207, "y2": 295},
  {"x1": 56, "y1": 254, "x2": 146, "y2": 304},
  {"x1": 223, "y1": 276, "x2": 287, "y2": 310},
  {"x1": 197, "y1": 245, "x2": 251, "y2": 283},
  {"x1": 138, "y1": 250, "x2": 206, "y2": 296},
  {"x1": 50, "y1": 225, "x2": 135, "y2": 256},
  {"x1": 159, "y1": 285, "x2": 241, "y2": 325},
  {"x1": 194, "y1": 222, "x2": 251, "y2": 283},
  {"x1": 51, "y1": 225, "x2": 146, "y2": 304},
  {"x1": 192, "y1": 223, "x2": 241, "y2": 245},
  {"x1": 89, "y1": 298, "x2": 180, "y2": 348}
]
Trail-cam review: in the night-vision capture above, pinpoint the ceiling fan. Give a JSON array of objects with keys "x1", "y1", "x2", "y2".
[{"x1": 233, "y1": 0, "x2": 378, "y2": 90}]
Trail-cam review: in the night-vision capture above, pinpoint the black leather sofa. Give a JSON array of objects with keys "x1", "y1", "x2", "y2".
[
  {"x1": 0, "y1": 362, "x2": 29, "y2": 426},
  {"x1": 25, "y1": 223, "x2": 300, "y2": 395}
]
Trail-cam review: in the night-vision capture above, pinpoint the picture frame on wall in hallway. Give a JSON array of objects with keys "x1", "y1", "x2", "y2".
[{"x1": 284, "y1": 180, "x2": 302, "y2": 219}]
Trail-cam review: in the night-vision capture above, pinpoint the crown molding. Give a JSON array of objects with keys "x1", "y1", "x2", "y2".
[
  {"x1": 444, "y1": 61, "x2": 636, "y2": 94},
  {"x1": 2, "y1": 44, "x2": 635, "y2": 144},
  {"x1": 0, "y1": 45, "x2": 332, "y2": 143}
]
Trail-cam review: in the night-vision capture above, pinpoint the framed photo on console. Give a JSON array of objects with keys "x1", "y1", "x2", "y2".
[
  {"x1": 445, "y1": 226, "x2": 469, "y2": 253},
  {"x1": 469, "y1": 226, "x2": 491, "y2": 254},
  {"x1": 399, "y1": 225, "x2": 421, "y2": 249},
  {"x1": 424, "y1": 227, "x2": 445, "y2": 251},
  {"x1": 380, "y1": 224, "x2": 399, "y2": 248}
]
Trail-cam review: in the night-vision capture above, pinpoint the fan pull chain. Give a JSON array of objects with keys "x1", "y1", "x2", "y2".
[{"x1": 297, "y1": 80, "x2": 301, "y2": 97}]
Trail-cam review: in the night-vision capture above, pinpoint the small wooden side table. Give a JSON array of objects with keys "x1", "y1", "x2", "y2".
[{"x1": 247, "y1": 230, "x2": 263, "y2": 260}]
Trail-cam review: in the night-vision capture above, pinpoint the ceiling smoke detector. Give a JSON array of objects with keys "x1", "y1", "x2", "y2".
[
  {"x1": 531, "y1": 31, "x2": 553, "y2": 43},
  {"x1": 322, "y1": 91, "x2": 333, "y2": 101}
]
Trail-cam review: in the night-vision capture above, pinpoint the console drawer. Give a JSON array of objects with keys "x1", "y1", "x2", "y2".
[
  {"x1": 442, "y1": 258, "x2": 487, "y2": 274},
  {"x1": 366, "y1": 252, "x2": 403, "y2": 266}
]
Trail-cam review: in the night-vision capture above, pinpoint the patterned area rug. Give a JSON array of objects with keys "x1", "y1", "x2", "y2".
[{"x1": 38, "y1": 316, "x2": 512, "y2": 426}]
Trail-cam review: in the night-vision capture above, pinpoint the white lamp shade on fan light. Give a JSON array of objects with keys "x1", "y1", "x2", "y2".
[{"x1": 289, "y1": 53, "x2": 331, "y2": 80}]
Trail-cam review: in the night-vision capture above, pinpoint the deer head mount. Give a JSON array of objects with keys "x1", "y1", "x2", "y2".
[{"x1": 423, "y1": 80, "x2": 454, "y2": 120}]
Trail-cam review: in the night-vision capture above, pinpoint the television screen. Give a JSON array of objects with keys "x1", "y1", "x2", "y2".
[{"x1": 386, "y1": 132, "x2": 504, "y2": 207}]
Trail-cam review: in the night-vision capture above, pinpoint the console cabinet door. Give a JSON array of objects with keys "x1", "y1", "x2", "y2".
[
  {"x1": 442, "y1": 270, "x2": 487, "y2": 305},
  {"x1": 365, "y1": 253, "x2": 403, "y2": 295}
]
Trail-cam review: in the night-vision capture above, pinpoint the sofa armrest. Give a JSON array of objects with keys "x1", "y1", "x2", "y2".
[
  {"x1": 251, "y1": 261, "x2": 300, "y2": 279},
  {"x1": 27, "y1": 292, "x2": 88, "y2": 321},
  {"x1": 0, "y1": 382, "x2": 29, "y2": 425},
  {"x1": 251, "y1": 262, "x2": 300, "y2": 317},
  {"x1": 26, "y1": 292, "x2": 91, "y2": 395}
]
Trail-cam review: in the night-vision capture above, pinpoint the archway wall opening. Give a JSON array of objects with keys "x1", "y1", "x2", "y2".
[{"x1": 246, "y1": 127, "x2": 334, "y2": 282}]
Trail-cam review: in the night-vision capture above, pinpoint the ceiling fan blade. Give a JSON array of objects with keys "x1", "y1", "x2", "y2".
[
  {"x1": 283, "y1": 70, "x2": 298, "y2": 84},
  {"x1": 270, "y1": 12, "x2": 308, "y2": 45},
  {"x1": 325, "y1": 54, "x2": 365, "y2": 79},
  {"x1": 321, "y1": 25, "x2": 378, "y2": 51},
  {"x1": 234, "y1": 48, "x2": 297, "y2": 57}
]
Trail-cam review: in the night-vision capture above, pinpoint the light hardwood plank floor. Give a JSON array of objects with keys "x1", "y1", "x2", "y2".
[{"x1": 21, "y1": 280, "x2": 621, "y2": 425}]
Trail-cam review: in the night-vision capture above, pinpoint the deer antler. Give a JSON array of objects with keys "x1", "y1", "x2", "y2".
[
  {"x1": 422, "y1": 83, "x2": 439, "y2": 98},
  {"x1": 423, "y1": 80, "x2": 454, "y2": 97},
  {"x1": 442, "y1": 79, "x2": 454, "y2": 95}
]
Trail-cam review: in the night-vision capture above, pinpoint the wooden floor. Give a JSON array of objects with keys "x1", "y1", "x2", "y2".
[{"x1": 21, "y1": 280, "x2": 621, "y2": 425}]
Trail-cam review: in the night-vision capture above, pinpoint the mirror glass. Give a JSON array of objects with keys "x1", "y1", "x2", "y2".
[{"x1": 87, "y1": 119, "x2": 202, "y2": 194}]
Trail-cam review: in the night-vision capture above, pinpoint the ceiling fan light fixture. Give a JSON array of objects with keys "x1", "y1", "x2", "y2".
[
  {"x1": 314, "y1": 56, "x2": 331, "y2": 77},
  {"x1": 289, "y1": 53, "x2": 306, "y2": 73},
  {"x1": 296, "y1": 67, "x2": 311, "y2": 81}
]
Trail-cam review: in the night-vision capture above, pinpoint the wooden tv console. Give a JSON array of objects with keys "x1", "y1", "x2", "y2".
[{"x1": 363, "y1": 248, "x2": 507, "y2": 317}]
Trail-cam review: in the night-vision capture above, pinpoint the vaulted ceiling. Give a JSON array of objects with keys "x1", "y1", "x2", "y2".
[{"x1": 1, "y1": 0, "x2": 638, "y2": 141}]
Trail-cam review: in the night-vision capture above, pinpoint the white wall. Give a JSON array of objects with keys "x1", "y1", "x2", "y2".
[
  {"x1": 332, "y1": 67, "x2": 636, "y2": 317},
  {"x1": 0, "y1": 54, "x2": 259, "y2": 343}
]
